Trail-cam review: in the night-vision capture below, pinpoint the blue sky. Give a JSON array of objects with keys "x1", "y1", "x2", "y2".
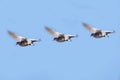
[{"x1": 0, "y1": 0, "x2": 120, "y2": 80}]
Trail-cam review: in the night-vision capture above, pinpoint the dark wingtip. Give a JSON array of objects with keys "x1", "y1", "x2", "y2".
[
  {"x1": 7, "y1": 30, "x2": 13, "y2": 35},
  {"x1": 45, "y1": 26, "x2": 51, "y2": 32},
  {"x1": 45, "y1": 26, "x2": 49, "y2": 30},
  {"x1": 82, "y1": 22, "x2": 85, "y2": 24},
  {"x1": 82, "y1": 22, "x2": 88, "y2": 26},
  {"x1": 38, "y1": 39, "x2": 41, "y2": 41}
]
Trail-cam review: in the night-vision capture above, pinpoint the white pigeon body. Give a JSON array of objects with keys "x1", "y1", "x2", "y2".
[
  {"x1": 82, "y1": 23, "x2": 115, "y2": 38},
  {"x1": 8, "y1": 31, "x2": 40, "y2": 47},
  {"x1": 45, "y1": 27, "x2": 78, "y2": 42}
]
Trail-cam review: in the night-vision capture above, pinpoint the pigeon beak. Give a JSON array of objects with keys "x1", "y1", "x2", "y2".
[
  {"x1": 53, "y1": 38, "x2": 56, "y2": 41},
  {"x1": 90, "y1": 34, "x2": 93, "y2": 37},
  {"x1": 16, "y1": 42, "x2": 18, "y2": 45}
]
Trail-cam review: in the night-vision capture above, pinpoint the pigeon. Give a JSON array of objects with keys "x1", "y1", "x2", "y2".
[
  {"x1": 8, "y1": 31, "x2": 40, "y2": 47},
  {"x1": 82, "y1": 23, "x2": 115, "y2": 38},
  {"x1": 45, "y1": 27, "x2": 78, "y2": 42}
]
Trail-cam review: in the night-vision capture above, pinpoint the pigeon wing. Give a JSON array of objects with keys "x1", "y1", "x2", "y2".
[
  {"x1": 45, "y1": 27, "x2": 63, "y2": 37},
  {"x1": 8, "y1": 31, "x2": 26, "y2": 41},
  {"x1": 82, "y1": 23, "x2": 99, "y2": 33}
]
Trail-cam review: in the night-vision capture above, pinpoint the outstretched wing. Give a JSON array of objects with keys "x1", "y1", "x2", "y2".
[
  {"x1": 8, "y1": 31, "x2": 26, "y2": 41},
  {"x1": 82, "y1": 23, "x2": 100, "y2": 33},
  {"x1": 45, "y1": 26, "x2": 64, "y2": 37}
]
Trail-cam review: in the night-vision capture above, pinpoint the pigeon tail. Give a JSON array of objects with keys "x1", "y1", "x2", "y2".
[
  {"x1": 36, "y1": 39, "x2": 41, "y2": 42},
  {"x1": 70, "y1": 35, "x2": 78, "y2": 38},
  {"x1": 112, "y1": 30, "x2": 115, "y2": 33},
  {"x1": 32, "y1": 39, "x2": 41, "y2": 42}
]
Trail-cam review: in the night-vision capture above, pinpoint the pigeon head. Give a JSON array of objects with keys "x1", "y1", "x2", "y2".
[
  {"x1": 91, "y1": 33, "x2": 94, "y2": 37},
  {"x1": 53, "y1": 37, "x2": 57, "y2": 40},
  {"x1": 16, "y1": 42, "x2": 20, "y2": 45}
]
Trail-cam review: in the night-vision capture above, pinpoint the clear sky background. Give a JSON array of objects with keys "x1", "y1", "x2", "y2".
[{"x1": 0, "y1": 0, "x2": 120, "y2": 80}]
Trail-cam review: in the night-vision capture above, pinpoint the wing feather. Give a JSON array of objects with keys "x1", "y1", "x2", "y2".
[
  {"x1": 8, "y1": 31, "x2": 26, "y2": 41},
  {"x1": 45, "y1": 27, "x2": 63, "y2": 37},
  {"x1": 82, "y1": 23, "x2": 99, "y2": 33}
]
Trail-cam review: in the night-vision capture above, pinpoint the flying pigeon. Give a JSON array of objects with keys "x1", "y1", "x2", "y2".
[
  {"x1": 8, "y1": 31, "x2": 40, "y2": 47},
  {"x1": 82, "y1": 23, "x2": 115, "y2": 38},
  {"x1": 45, "y1": 27, "x2": 78, "y2": 42}
]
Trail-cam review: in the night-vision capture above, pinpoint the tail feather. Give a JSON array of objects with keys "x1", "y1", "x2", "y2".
[
  {"x1": 69, "y1": 35, "x2": 78, "y2": 38},
  {"x1": 32, "y1": 39, "x2": 41, "y2": 42},
  {"x1": 106, "y1": 30, "x2": 115, "y2": 35},
  {"x1": 112, "y1": 30, "x2": 115, "y2": 33}
]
